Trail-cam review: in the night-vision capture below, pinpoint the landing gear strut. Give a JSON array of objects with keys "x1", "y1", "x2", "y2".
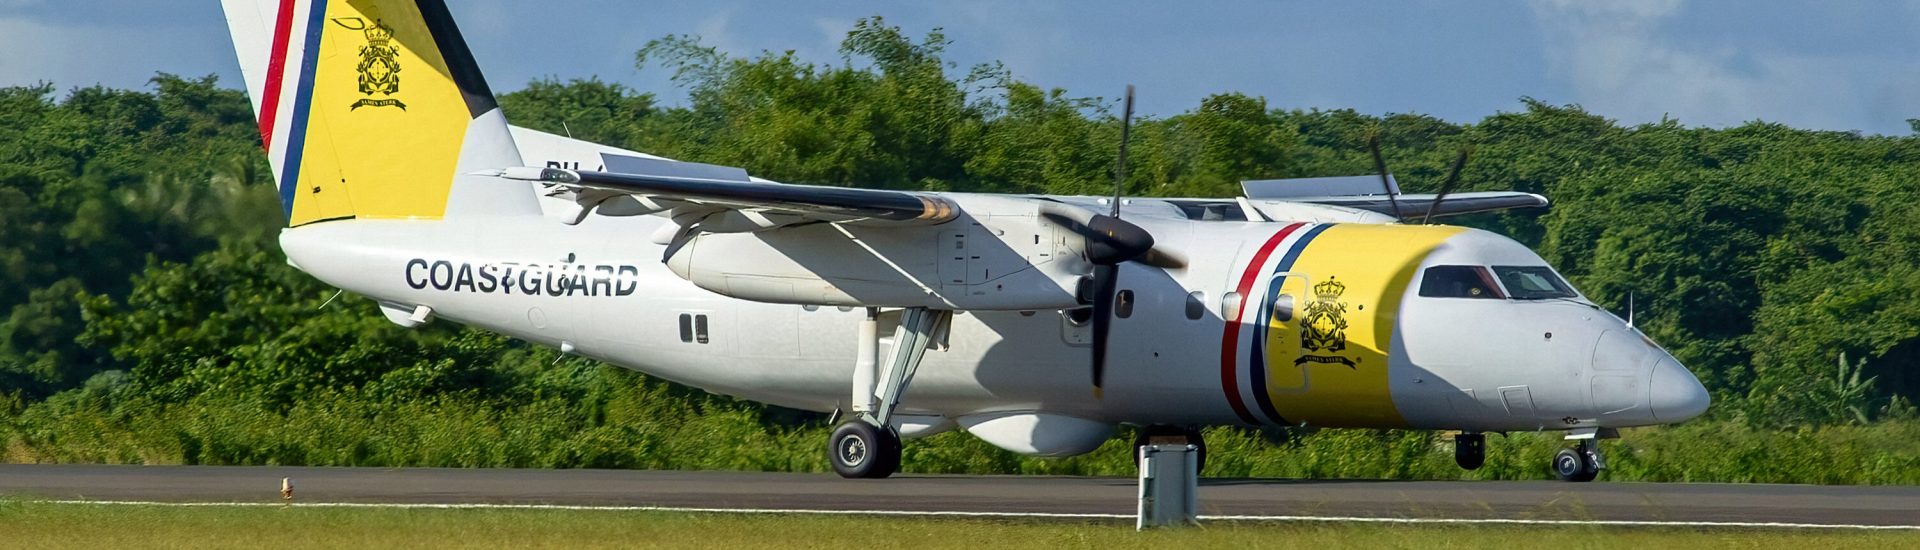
[
  {"x1": 1454, "y1": 432, "x2": 1485, "y2": 471},
  {"x1": 1552, "y1": 429, "x2": 1613, "y2": 482},
  {"x1": 1133, "y1": 426, "x2": 1207, "y2": 475},
  {"x1": 830, "y1": 307, "x2": 949, "y2": 479}
]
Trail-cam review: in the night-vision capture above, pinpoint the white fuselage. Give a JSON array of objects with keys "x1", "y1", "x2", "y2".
[{"x1": 281, "y1": 204, "x2": 1709, "y2": 454}]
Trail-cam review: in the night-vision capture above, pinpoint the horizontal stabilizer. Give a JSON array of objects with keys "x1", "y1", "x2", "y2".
[
  {"x1": 601, "y1": 155, "x2": 751, "y2": 182},
  {"x1": 1242, "y1": 175, "x2": 1399, "y2": 200},
  {"x1": 1297, "y1": 191, "x2": 1549, "y2": 219}
]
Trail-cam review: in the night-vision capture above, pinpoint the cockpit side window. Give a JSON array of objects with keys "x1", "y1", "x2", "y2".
[
  {"x1": 1493, "y1": 266, "x2": 1577, "y2": 300},
  {"x1": 1419, "y1": 266, "x2": 1506, "y2": 299}
]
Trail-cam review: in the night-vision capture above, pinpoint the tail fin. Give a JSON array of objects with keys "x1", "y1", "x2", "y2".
[{"x1": 220, "y1": 0, "x2": 538, "y2": 226}]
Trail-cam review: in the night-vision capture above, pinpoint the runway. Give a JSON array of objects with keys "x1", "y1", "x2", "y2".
[{"x1": 2, "y1": 464, "x2": 1917, "y2": 528}]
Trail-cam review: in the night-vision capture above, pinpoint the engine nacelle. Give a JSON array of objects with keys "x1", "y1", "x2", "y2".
[{"x1": 665, "y1": 196, "x2": 1088, "y2": 310}]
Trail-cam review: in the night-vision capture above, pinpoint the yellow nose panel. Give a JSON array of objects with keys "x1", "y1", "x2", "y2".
[{"x1": 1258, "y1": 224, "x2": 1462, "y2": 427}]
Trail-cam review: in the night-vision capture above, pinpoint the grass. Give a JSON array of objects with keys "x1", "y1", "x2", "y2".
[
  {"x1": 4, "y1": 363, "x2": 1917, "y2": 484},
  {"x1": 0, "y1": 502, "x2": 1915, "y2": 550},
  {"x1": 7, "y1": 385, "x2": 1919, "y2": 484}
]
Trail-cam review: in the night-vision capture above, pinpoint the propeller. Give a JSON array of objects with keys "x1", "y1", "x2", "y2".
[
  {"x1": 1421, "y1": 147, "x2": 1472, "y2": 225},
  {"x1": 1087, "y1": 85, "x2": 1139, "y2": 397},
  {"x1": 1364, "y1": 128, "x2": 1405, "y2": 220},
  {"x1": 1366, "y1": 126, "x2": 1475, "y2": 224},
  {"x1": 1038, "y1": 86, "x2": 1190, "y2": 397},
  {"x1": 1032, "y1": 86, "x2": 1148, "y2": 398}
]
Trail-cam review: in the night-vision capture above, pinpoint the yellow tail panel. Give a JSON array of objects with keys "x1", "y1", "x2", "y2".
[
  {"x1": 224, "y1": 0, "x2": 526, "y2": 226},
  {"x1": 289, "y1": 1, "x2": 471, "y2": 224}
]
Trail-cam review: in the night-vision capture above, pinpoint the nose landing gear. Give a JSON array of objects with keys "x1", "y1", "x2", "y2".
[{"x1": 1552, "y1": 428, "x2": 1615, "y2": 482}]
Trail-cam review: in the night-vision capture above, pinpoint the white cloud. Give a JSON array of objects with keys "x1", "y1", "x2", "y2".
[
  {"x1": 0, "y1": 18, "x2": 78, "y2": 87},
  {"x1": 0, "y1": 14, "x2": 239, "y2": 92},
  {"x1": 692, "y1": 9, "x2": 742, "y2": 57},
  {"x1": 1527, "y1": 0, "x2": 1920, "y2": 133},
  {"x1": 813, "y1": 17, "x2": 850, "y2": 59}
]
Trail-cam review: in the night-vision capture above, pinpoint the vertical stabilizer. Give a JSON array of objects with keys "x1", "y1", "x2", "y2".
[{"x1": 220, "y1": 0, "x2": 538, "y2": 226}]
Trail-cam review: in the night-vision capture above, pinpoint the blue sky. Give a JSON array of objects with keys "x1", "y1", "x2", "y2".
[{"x1": 4, "y1": 0, "x2": 1919, "y2": 134}]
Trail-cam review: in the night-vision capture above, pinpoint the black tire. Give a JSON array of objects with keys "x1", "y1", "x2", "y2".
[
  {"x1": 1454, "y1": 433, "x2": 1485, "y2": 471},
  {"x1": 1552, "y1": 447, "x2": 1598, "y2": 482},
  {"x1": 829, "y1": 421, "x2": 901, "y2": 479},
  {"x1": 1132, "y1": 426, "x2": 1207, "y2": 475}
]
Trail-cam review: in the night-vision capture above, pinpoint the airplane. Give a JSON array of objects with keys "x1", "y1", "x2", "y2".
[{"x1": 217, "y1": 0, "x2": 1710, "y2": 482}]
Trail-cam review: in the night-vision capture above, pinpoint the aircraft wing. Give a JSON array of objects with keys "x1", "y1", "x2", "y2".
[
  {"x1": 496, "y1": 165, "x2": 957, "y2": 230},
  {"x1": 1292, "y1": 191, "x2": 1548, "y2": 219}
]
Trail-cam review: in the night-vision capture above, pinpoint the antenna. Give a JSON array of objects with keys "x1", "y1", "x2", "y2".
[{"x1": 1627, "y1": 292, "x2": 1635, "y2": 329}]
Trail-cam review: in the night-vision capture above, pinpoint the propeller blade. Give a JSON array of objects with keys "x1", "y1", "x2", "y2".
[
  {"x1": 1421, "y1": 147, "x2": 1473, "y2": 225},
  {"x1": 1089, "y1": 263, "x2": 1118, "y2": 396},
  {"x1": 1111, "y1": 85, "x2": 1135, "y2": 218},
  {"x1": 1091, "y1": 85, "x2": 1137, "y2": 399},
  {"x1": 1365, "y1": 129, "x2": 1405, "y2": 220},
  {"x1": 1138, "y1": 247, "x2": 1187, "y2": 270}
]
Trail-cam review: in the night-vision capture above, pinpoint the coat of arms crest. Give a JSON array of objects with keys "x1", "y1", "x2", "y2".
[
  {"x1": 1297, "y1": 277, "x2": 1355, "y2": 368},
  {"x1": 348, "y1": 18, "x2": 406, "y2": 111}
]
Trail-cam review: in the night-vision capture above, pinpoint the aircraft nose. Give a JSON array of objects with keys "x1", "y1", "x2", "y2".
[{"x1": 1649, "y1": 356, "x2": 1710, "y2": 422}]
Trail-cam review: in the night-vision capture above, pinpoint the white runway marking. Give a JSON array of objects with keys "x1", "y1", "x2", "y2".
[{"x1": 33, "y1": 500, "x2": 1920, "y2": 531}]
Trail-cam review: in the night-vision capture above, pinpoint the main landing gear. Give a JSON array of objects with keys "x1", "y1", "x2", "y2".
[
  {"x1": 1133, "y1": 426, "x2": 1207, "y2": 474},
  {"x1": 830, "y1": 307, "x2": 949, "y2": 479},
  {"x1": 1551, "y1": 428, "x2": 1616, "y2": 483},
  {"x1": 830, "y1": 420, "x2": 901, "y2": 478}
]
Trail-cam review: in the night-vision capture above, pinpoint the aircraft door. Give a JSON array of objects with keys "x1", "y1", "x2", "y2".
[{"x1": 1101, "y1": 263, "x2": 1193, "y2": 394}]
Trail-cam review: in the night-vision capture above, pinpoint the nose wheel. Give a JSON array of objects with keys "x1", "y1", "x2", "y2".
[{"x1": 1552, "y1": 438, "x2": 1603, "y2": 482}]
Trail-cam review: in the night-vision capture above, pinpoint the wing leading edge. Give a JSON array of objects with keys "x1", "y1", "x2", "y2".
[{"x1": 497, "y1": 166, "x2": 958, "y2": 226}]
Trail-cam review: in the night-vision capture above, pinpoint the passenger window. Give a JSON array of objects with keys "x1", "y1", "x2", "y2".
[
  {"x1": 1185, "y1": 291, "x2": 1206, "y2": 320},
  {"x1": 694, "y1": 314, "x2": 710, "y2": 344},
  {"x1": 1419, "y1": 266, "x2": 1505, "y2": 299},
  {"x1": 1115, "y1": 290, "x2": 1135, "y2": 319},
  {"x1": 678, "y1": 314, "x2": 693, "y2": 342}
]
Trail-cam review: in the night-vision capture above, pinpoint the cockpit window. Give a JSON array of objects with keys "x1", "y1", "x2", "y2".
[
  {"x1": 1419, "y1": 266, "x2": 1505, "y2": 299},
  {"x1": 1493, "y1": 266, "x2": 1577, "y2": 300}
]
